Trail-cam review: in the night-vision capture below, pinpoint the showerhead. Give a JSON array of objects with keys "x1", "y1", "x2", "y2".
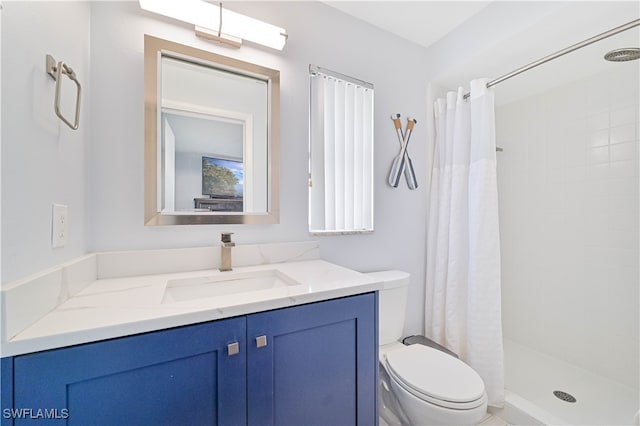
[{"x1": 604, "y1": 48, "x2": 640, "y2": 62}]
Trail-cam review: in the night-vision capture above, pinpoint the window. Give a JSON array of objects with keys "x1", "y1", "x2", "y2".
[{"x1": 308, "y1": 65, "x2": 374, "y2": 234}]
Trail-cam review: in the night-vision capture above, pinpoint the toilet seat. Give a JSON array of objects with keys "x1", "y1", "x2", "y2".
[{"x1": 384, "y1": 344, "x2": 487, "y2": 410}]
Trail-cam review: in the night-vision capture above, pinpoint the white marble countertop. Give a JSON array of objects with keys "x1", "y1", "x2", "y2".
[{"x1": 3, "y1": 259, "x2": 382, "y2": 357}]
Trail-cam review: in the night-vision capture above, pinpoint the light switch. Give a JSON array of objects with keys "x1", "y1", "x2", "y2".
[{"x1": 51, "y1": 204, "x2": 67, "y2": 248}]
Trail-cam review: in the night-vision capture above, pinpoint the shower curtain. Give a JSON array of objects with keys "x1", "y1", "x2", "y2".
[{"x1": 425, "y1": 79, "x2": 504, "y2": 407}]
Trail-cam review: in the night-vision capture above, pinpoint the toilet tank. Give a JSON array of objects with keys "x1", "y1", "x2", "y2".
[{"x1": 365, "y1": 270, "x2": 410, "y2": 345}]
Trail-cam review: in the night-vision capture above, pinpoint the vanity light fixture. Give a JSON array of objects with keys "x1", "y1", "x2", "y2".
[{"x1": 139, "y1": 0, "x2": 288, "y2": 50}]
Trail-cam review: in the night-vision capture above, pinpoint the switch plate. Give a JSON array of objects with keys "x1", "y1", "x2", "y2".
[{"x1": 51, "y1": 204, "x2": 67, "y2": 248}]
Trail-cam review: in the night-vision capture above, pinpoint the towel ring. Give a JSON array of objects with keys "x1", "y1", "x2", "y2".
[{"x1": 46, "y1": 54, "x2": 81, "y2": 130}]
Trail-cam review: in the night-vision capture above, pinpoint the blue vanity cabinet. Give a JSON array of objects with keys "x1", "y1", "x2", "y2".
[
  {"x1": 3, "y1": 292, "x2": 377, "y2": 426},
  {"x1": 10, "y1": 317, "x2": 247, "y2": 426},
  {"x1": 247, "y1": 292, "x2": 378, "y2": 426}
]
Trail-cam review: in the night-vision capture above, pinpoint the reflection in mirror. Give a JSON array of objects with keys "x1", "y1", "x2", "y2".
[
  {"x1": 161, "y1": 112, "x2": 257, "y2": 212},
  {"x1": 144, "y1": 35, "x2": 279, "y2": 225}
]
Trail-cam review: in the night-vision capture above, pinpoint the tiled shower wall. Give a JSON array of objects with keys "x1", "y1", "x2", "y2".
[{"x1": 496, "y1": 62, "x2": 639, "y2": 389}]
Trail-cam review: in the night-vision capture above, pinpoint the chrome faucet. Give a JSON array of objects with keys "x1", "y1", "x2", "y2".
[{"x1": 219, "y1": 232, "x2": 235, "y2": 272}]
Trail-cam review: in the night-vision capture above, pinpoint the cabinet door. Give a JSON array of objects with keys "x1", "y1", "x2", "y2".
[
  {"x1": 13, "y1": 318, "x2": 246, "y2": 426},
  {"x1": 247, "y1": 293, "x2": 378, "y2": 426}
]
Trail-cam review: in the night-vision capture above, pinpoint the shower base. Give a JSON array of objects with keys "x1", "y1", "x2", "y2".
[{"x1": 490, "y1": 339, "x2": 638, "y2": 425}]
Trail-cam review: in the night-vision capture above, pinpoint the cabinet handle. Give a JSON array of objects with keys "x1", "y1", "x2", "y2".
[
  {"x1": 227, "y1": 342, "x2": 240, "y2": 356},
  {"x1": 255, "y1": 335, "x2": 267, "y2": 348}
]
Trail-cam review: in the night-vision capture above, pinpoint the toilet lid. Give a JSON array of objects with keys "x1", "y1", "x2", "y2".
[{"x1": 385, "y1": 344, "x2": 486, "y2": 403}]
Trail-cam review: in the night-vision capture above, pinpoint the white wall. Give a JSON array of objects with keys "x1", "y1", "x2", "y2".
[
  {"x1": 1, "y1": 2, "x2": 90, "y2": 283},
  {"x1": 497, "y1": 62, "x2": 639, "y2": 388},
  {"x1": 86, "y1": 2, "x2": 430, "y2": 336},
  {"x1": 427, "y1": 1, "x2": 638, "y2": 106},
  {"x1": 175, "y1": 151, "x2": 204, "y2": 210},
  {"x1": 163, "y1": 117, "x2": 175, "y2": 211}
]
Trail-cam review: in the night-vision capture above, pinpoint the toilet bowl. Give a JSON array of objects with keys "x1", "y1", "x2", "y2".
[
  {"x1": 368, "y1": 271, "x2": 488, "y2": 425},
  {"x1": 382, "y1": 342, "x2": 488, "y2": 425}
]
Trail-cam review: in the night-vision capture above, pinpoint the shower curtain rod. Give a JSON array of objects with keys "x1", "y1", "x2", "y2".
[{"x1": 463, "y1": 18, "x2": 640, "y2": 99}]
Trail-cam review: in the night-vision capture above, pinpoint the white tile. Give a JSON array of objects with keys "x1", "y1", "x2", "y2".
[
  {"x1": 588, "y1": 129, "x2": 608, "y2": 148},
  {"x1": 607, "y1": 225, "x2": 637, "y2": 249},
  {"x1": 586, "y1": 162, "x2": 610, "y2": 181},
  {"x1": 563, "y1": 144, "x2": 588, "y2": 168},
  {"x1": 608, "y1": 194, "x2": 638, "y2": 225},
  {"x1": 478, "y1": 414, "x2": 508, "y2": 426},
  {"x1": 586, "y1": 111, "x2": 609, "y2": 131},
  {"x1": 608, "y1": 177, "x2": 638, "y2": 200},
  {"x1": 610, "y1": 141, "x2": 637, "y2": 162},
  {"x1": 588, "y1": 146, "x2": 609, "y2": 164},
  {"x1": 586, "y1": 80, "x2": 610, "y2": 113},
  {"x1": 606, "y1": 247, "x2": 637, "y2": 268},
  {"x1": 610, "y1": 105, "x2": 637, "y2": 127},
  {"x1": 497, "y1": 62, "x2": 638, "y2": 400},
  {"x1": 610, "y1": 160, "x2": 638, "y2": 179},
  {"x1": 562, "y1": 166, "x2": 586, "y2": 183},
  {"x1": 585, "y1": 178, "x2": 608, "y2": 200},
  {"x1": 610, "y1": 123, "x2": 637, "y2": 144}
]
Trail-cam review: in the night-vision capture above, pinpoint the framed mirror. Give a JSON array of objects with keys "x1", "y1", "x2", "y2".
[{"x1": 144, "y1": 35, "x2": 279, "y2": 225}]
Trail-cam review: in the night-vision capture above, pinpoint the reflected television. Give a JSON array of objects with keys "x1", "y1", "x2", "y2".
[{"x1": 202, "y1": 156, "x2": 244, "y2": 199}]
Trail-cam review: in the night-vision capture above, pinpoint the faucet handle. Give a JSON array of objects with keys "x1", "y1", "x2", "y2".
[{"x1": 221, "y1": 232, "x2": 234, "y2": 244}]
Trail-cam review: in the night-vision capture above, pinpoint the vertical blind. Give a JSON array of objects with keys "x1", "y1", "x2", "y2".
[{"x1": 309, "y1": 66, "x2": 374, "y2": 233}]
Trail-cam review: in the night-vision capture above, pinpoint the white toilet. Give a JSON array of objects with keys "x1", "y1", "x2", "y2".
[{"x1": 368, "y1": 271, "x2": 488, "y2": 426}]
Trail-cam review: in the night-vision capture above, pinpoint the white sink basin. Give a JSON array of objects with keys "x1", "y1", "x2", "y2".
[{"x1": 162, "y1": 269, "x2": 302, "y2": 303}]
